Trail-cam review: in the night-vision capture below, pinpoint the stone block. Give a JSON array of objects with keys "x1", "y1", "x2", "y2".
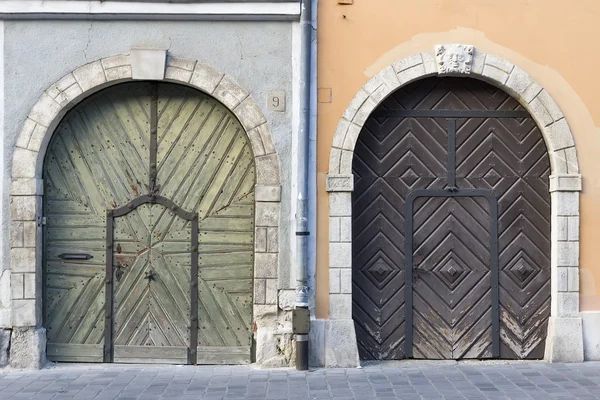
[
  {"x1": 10, "y1": 222, "x2": 24, "y2": 248},
  {"x1": 485, "y1": 54, "x2": 514, "y2": 73},
  {"x1": 255, "y1": 154, "x2": 280, "y2": 186},
  {"x1": 247, "y1": 126, "x2": 266, "y2": 157},
  {"x1": 326, "y1": 174, "x2": 354, "y2": 192},
  {"x1": 420, "y1": 51, "x2": 437, "y2": 75},
  {"x1": 73, "y1": 61, "x2": 107, "y2": 92},
  {"x1": 552, "y1": 191, "x2": 579, "y2": 216},
  {"x1": 190, "y1": 63, "x2": 224, "y2": 94},
  {"x1": 62, "y1": 84, "x2": 84, "y2": 104},
  {"x1": 549, "y1": 174, "x2": 582, "y2": 192},
  {"x1": 11, "y1": 248, "x2": 36, "y2": 273},
  {"x1": 397, "y1": 64, "x2": 426, "y2": 86},
  {"x1": 277, "y1": 289, "x2": 295, "y2": 311},
  {"x1": 255, "y1": 227, "x2": 267, "y2": 253},
  {"x1": 235, "y1": 97, "x2": 267, "y2": 132},
  {"x1": 557, "y1": 267, "x2": 568, "y2": 292},
  {"x1": 342, "y1": 122, "x2": 361, "y2": 151},
  {"x1": 130, "y1": 49, "x2": 166, "y2": 80},
  {"x1": 255, "y1": 327, "x2": 293, "y2": 368},
  {"x1": 556, "y1": 216, "x2": 568, "y2": 241},
  {"x1": 556, "y1": 292, "x2": 579, "y2": 317},
  {"x1": 11, "y1": 273, "x2": 24, "y2": 299},
  {"x1": 10, "y1": 327, "x2": 47, "y2": 369},
  {"x1": 255, "y1": 185, "x2": 281, "y2": 202},
  {"x1": 470, "y1": 50, "x2": 486, "y2": 75},
  {"x1": 549, "y1": 150, "x2": 568, "y2": 174},
  {"x1": 329, "y1": 242, "x2": 352, "y2": 268},
  {"x1": 352, "y1": 97, "x2": 377, "y2": 127},
  {"x1": 482, "y1": 65, "x2": 509, "y2": 85},
  {"x1": 568, "y1": 216, "x2": 579, "y2": 241},
  {"x1": 23, "y1": 273, "x2": 36, "y2": 299},
  {"x1": 528, "y1": 95, "x2": 554, "y2": 127},
  {"x1": 255, "y1": 253, "x2": 278, "y2": 279},
  {"x1": 329, "y1": 148, "x2": 342, "y2": 174},
  {"x1": 340, "y1": 217, "x2": 352, "y2": 242},
  {"x1": 564, "y1": 147, "x2": 579, "y2": 173},
  {"x1": 545, "y1": 317, "x2": 583, "y2": 362},
  {"x1": 11, "y1": 178, "x2": 43, "y2": 196},
  {"x1": 23, "y1": 222, "x2": 37, "y2": 248},
  {"x1": 266, "y1": 227, "x2": 278, "y2": 253},
  {"x1": 29, "y1": 92, "x2": 62, "y2": 128},
  {"x1": 12, "y1": 148, "x2": 39, "y2": 179},
  {"x1": 582, "y1": 311, "x2": 600, "y2": 360},
  {"x1": 329, "y1": 293, "x2": 352, "y2": 320},
  {"x1": 16, "y1": 119, "x2": 36, "y2": 148},
  {"x1": 379, "y1": 65, "x2": 400, "y2": 88},
  {"x1": 105, "y1": 66, "x2": 132, "y2": 82},
  {"x1": 254, "y1": 123, "x2": 276, "y2": 155},
  {"x1": 392, "y1": 53, "x2": 422, "y2": 74},
  {"x1": 27, "y1": 124, "x2": 48, "y2": 152},
  {"x1": 101, "y1": 54, "x2": 130, "y2": 70},
  {"x1": 254, "y1": 279, "x2": 266, "y2": 304},
  {"x1": 265, "y1": 279, "x2": 277, "y2": 305},
  {"x1": 342, "y1": 89, "x2": 369, "y2": 122},
  {"x1": 536, "y1": 89, "x2": 564, "y2": 122},
  {"x1": 370, "y1": 84, "x2": 393, "y2": 104},
  {"x1": 548, "y1": 119, "x2": 574, "y2": 151},
  {"x1": 363, "y1": 74, "x2": 383, "y2": 95},
  {"x1": 324, "y1": 319, "x2": 360, "y2": 367},
  {"x1": 329, "y1": 269, "x2": 341, "y2": 294},
  {"x1": 12, "y1": 300, "x2": 37, "y2": 327},
  {"x1": 340, "y1": 269, "x2": 352, "y2": 294},
  {"x1": 329, "y1": 192, "x2": 352, "y2": 217},
  {"x1": 167, "y1": 56, "x2": 196, "y2": 71},
  {"x1": 556, "y1": 242, "x2": 578, "y2": 267},
  {"x1": 213, "y1": 75, "x2": 249, "y2": 110},
  {"x1": 0, "y1": 329, "x2": 10, "y2": 367},
  {"x1": 309, "y1": 319, "x2": 326, "y2": 367},
  {"x1": 340, "y1": 150, "x2": 353, "y2": 176},
  {"x1": 568, "y1": 267, "x2": 579, "y2": 292},
  {"x1": 329, "y1": 217, "x2": 341, "y2": 242},
  {"x1": 332, "y1": 118, "x2": 350, "y2": 149},
  {"x1": 255, "y1": 202, "x2": 279, "y2": 227}
]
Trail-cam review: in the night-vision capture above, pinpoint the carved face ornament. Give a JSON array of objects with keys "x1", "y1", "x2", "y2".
[{"x1": 435, "y1": 44, "x2": 474, "y2": 74}]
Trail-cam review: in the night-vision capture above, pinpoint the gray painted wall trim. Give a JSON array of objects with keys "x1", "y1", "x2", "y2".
[{"x1": 0, "y1": 1, "x2": 301, "y2": 20}]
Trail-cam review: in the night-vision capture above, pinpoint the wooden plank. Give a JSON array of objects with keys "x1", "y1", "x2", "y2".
[
  {"x1": 113, "y1": 345, "x2": 188, "y2": 364},
  {"x1": 47, "y1": 343, "x2": 104, "y2": 362},
  {"x1": 196, "y1": 346, "x2": 251, "y2": 365}
]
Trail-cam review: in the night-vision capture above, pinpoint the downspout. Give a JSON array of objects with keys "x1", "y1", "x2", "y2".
[{"x1": 294, "y1": 0, "x2": 315, "y2": 371}]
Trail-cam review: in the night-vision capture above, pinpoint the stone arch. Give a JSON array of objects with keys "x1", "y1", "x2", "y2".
[
  {"x1": 325, "y1": 48, "x2": 583, "y2": 366},
  {"x1": 8, "y1": 53, "x2": 281, "y2": 368}
]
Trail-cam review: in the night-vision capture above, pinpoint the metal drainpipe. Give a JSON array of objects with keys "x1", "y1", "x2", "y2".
[{"x1": 294, "y1": 0, "x2": 314, "y2": 371}]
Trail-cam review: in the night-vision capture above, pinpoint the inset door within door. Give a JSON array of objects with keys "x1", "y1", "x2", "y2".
[
  {"x1": 352, "y1": 77, "x2": 551, "y2": 360},
  {"x1": 44, "y1": 82, "x2": 255, "y2": 364}
]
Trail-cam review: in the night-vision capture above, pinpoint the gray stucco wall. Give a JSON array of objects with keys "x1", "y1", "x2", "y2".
[{"x1": 2, "y1": 20, "x2": 294, "y2": 283}]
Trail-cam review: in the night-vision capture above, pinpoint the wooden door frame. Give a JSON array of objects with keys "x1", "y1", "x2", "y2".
[
  {"x1": 9, "y1": 52, "x2": 282, "y2": 367},
  {"x1": 325, "y1": 46, "x2": 583, "y2": 366}
]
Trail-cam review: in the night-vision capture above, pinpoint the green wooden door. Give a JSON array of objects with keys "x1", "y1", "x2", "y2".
[{"x1": 44, "y1": 82, "x2": 255, "y2": 364}]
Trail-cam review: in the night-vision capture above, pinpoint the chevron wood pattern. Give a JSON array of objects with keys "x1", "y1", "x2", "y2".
[
  {"x1": 44, "y1": 82, "x2": 254, "y2": 364},
  {"x1": 352, "y1": 77, "x2": 550, "y2": 360}
]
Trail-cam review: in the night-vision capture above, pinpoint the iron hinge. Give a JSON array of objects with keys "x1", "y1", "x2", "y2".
[{"x1": 37, "y1": 216, "x2": 47, "y2": 226}]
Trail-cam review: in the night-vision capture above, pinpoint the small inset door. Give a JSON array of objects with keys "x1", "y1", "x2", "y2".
[
  {"x1": 111, "y1": 203, "x2": 193, "y2": 364},
  {"x1": 410, "y1": 196, "x2": 493, "y2": 359}
]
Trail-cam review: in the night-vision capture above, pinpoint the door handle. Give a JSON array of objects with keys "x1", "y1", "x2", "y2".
[{"x1": 115, "y1": 262, "x2": 125, "y2": 282}]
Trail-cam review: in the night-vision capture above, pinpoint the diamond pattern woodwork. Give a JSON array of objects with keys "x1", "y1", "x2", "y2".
[{"x1": 352, "y1": 77, "x2": 550, "y2": 361}]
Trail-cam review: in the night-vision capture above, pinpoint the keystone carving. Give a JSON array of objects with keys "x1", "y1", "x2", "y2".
[{"x1": 435, "y1": 44, "x2": 474, "y2": 74}]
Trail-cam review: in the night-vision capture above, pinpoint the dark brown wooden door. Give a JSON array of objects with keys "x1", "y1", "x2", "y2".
[
  {"x1": 411, "y1": 196, "x2": 492, "y2": 359},
  {"x1": 352, "y1": 77, "x2": 551, "y2": 360}
]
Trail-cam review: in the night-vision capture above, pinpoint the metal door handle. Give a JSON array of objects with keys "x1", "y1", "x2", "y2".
[{"x1": 115, "y1": 262, "x2": 125, "y2": 282}]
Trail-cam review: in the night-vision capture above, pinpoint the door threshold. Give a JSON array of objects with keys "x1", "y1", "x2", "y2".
[{"x1": 359, "y1": 359, "x2": 547, "y2": 368}]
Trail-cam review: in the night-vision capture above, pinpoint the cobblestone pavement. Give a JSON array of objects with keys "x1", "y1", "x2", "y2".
[{"x1": 0, "y1": 361, "x2": 599, "y2": 399}]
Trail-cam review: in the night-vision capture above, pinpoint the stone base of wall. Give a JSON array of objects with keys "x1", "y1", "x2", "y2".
[
  {"x1": 0, "y1": 328, "x2": 11, "y2": 367},
  {"x1": 582, "y1": 311, "x2": 600, "y2": 361},
  {"x1": 9, "y1": 327, "x2": 47, "y2": 369},
  {"x1": 309, "y1": 319, "x2": 360, "y2": 368},
  {"x1": 545, "y1": 317, "x2": 584, "y2": 362}
]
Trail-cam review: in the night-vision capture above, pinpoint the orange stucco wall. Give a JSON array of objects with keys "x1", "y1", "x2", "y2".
[{"x1": 316, "y1": 0, "x2": 600, "y2": 318}]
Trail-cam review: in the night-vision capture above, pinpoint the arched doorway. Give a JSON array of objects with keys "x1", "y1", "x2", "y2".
[
  {"x1": 43, "y1": 82, "x2": 255, "y2": 364},
  {"x1": 352, "y1": 77, "x2": 550, "y2": 360}
]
